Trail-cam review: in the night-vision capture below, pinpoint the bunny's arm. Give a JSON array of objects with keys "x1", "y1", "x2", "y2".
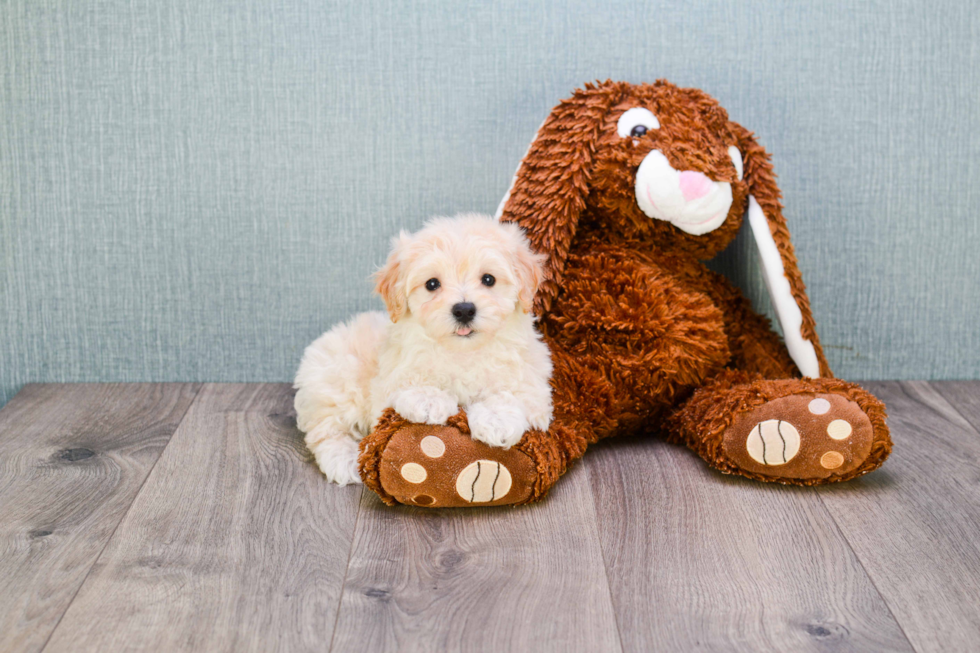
[
  {"x1": 539, "y1": 243, "x2": 732, "y2": 400},
  {"x1": 658, "y1": 254, "x2": 801, "y2": 379}
]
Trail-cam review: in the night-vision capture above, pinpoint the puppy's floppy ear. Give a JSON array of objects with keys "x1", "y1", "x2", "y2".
[
  {"x1": 497, "y1": 80, "x2": 625, "y2": 314},
  {"x1": 513, "y1": 234, "x2": 546, "y2": 314},
  {"x1": 374, "y1": 232, "x2": 410, "y2": 322},
  {"x1": 732, "y1": 123, "x2": 831, "y2": 379}
]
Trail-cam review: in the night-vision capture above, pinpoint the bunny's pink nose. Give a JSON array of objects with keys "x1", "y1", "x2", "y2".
[{"x1": 678, "y1": 170, "x2": 713, "y2": 202}]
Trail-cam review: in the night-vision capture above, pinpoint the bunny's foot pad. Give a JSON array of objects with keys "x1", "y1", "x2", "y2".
[
  {"x1": 722, "y1": 393, "x2": 876, "y2": 481},
  {"x1": 359, "y1": 410, "x2": 537, "y2": 507}
]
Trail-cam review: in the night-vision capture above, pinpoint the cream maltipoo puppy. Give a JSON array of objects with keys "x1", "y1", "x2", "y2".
[{"x1": 293, "y1": 213, "x2": 553, "y2": 485}]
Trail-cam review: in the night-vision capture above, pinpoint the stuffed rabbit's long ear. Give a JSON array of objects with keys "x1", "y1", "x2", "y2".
[
  {"x1": 497, "y1": 81, "x2": 624, "y2": 314},
  {"x1": 734, "y1": 125, "x2": 831, "y2": 379}
]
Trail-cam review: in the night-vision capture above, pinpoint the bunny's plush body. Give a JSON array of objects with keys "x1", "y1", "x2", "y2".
[{"x1": 359, "y1": 80, "x2": 892, "y2": 507}]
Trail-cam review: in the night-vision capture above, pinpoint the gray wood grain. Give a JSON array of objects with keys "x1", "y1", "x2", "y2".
[
  {"x1": 817, "y1": 381, "x2": 980, "y2": 653},
  {"x1": 0, "y1": 383, "x2": 200, "y2": 653},
  {"x1": 931, "y1": 381, "x2": 980, "y2": 431},
  {"x1": 41, "y1": 384, "x2": 362, "y2": 653},
  {"x1": 586, "y1": 435, "x2": 913, "y2": 653},
  {"x1": 8, "y1": 382, "x2": 980, "y2": 651},
  {"x1": 331, "y1": 462, "x2": 622, "y2": 653}
]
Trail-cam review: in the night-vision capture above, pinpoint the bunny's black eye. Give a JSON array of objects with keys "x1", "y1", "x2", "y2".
[
  {"x1": 425, "y1": 278, "x2": 440, "y2": 291},
  {"x1": 617, "y1": 107, "x2": 660, "y2": 138},
  {"x1": 481, "y1": 274, "x2": 495, "y2": 287}
]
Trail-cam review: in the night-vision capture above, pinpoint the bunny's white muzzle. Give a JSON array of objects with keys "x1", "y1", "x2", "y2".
[{"x1": 634, "y1": 150, "x2": 734, "y2": 236}]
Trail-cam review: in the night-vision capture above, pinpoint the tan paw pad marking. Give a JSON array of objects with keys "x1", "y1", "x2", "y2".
[
  {"x1": 455, "y1": 460, "x2": 512, "y2": 503},
  {"x1": 826, "y1": 419, "x2": 852, "y2": 440},
  {"x1": 400, "y1": 462, "x2": 427, "y2": 483},
  {"x1": 746, "y1": 420, "x2": 800, "y2": 465},
  {"x1": 821, "y1": 451, "x2": 845, "y2": 469},
  {"x1": 808, "y1": 398, "x2": 831, "y2": 415},
  {"x1": 420, "y1": 435, "x2": 445, "y2": 458}
]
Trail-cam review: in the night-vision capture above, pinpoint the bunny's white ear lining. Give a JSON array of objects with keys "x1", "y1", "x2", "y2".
[
  {"x1": 494, "y1": 119, "x2": 547, "y2": 221},
  {"x1": 728, "y1": 146, "x2": 743, "y2": 181},
  {"x1": 746, "y1": 196, "x2": 821, "y2": 378}
]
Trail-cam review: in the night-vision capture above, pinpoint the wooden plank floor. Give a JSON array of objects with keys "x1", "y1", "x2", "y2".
[{"x1": 1, "y1": 382, "x2": 978, "y2": 652}]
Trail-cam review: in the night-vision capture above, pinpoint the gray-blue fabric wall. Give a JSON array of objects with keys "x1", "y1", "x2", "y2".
[{"x1": 2, "y1": 0, "x2": 978, "y2": 406}]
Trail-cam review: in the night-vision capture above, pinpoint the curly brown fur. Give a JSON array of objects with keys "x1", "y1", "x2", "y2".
[
  {"x1": 512, "y1": 427, "x2": 571, "y2": 503},
  {"x1": 358, "y1": 408, "x2": 408, "y2": 505}
]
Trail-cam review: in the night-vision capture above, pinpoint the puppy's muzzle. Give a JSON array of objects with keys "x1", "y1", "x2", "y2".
[{"x1": 452, "y1": 302, "x2": 477, "y2": 325}]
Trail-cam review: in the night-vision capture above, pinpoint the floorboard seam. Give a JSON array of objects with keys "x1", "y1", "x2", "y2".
[
  {"x1": 35, "y1": 382, "x2": 205, "y2": 653},
  {"x1": 922, "y1": 381, "x2": 980, "y2": 436},
  {"x1": 583, "y1": 456, "x2": 627, "y2": 653},
  {"x1": 813, "y1": 488, "x2": 919, "y2": 653},
  {"x1": 327, "y1": 485, "x2": 365, "y2": 653}
]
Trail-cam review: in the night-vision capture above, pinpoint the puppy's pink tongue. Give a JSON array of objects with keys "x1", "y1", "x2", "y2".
[{"x1": 457, "y1": 327, "x2": 472, "y2": 336}]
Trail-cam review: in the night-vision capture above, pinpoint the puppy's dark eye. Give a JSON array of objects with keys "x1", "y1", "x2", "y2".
[
  {"x1": 481, "y1": 274, "x2": 495, "y2": 287},
  {"x1": 630, "y1": 125, "x2": 648, "y2": 138},
  {"x1": 425, "y1": 278, "x2": 440, "y2": 291}
]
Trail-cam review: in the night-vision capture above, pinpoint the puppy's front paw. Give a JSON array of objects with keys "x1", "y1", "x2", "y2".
[
  {"x1": 308, "y1": 436, "x2": 362, "y2": 486},
  {"x1": 391, "y1": 387, "x2": 458, "y2": 425},
  {"x1": 468, "y1": 401, "x2": 528, "y2": 449}
]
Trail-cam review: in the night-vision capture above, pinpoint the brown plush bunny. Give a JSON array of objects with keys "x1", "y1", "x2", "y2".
[{"x1": 358, "y1": 80, "x2": 892, "y2": 507}]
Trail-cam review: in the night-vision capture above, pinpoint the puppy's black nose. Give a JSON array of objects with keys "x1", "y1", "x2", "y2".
[{"x1": 452, "y1": 302, "x2": 477, "y2": 324}]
